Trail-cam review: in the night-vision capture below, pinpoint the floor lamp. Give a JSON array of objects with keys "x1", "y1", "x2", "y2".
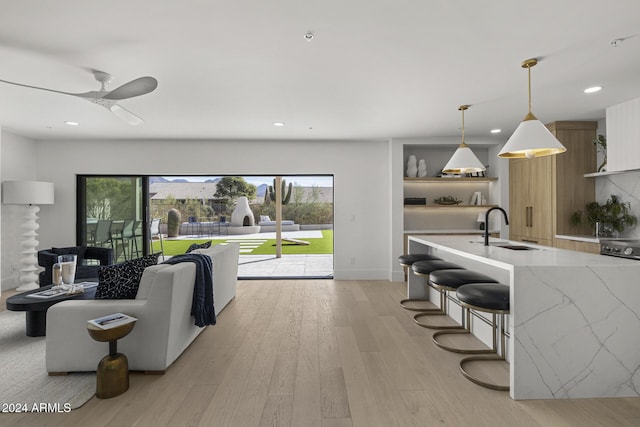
[{"x1": 2, "y1": 180, "x2": 55, "y2": 291}]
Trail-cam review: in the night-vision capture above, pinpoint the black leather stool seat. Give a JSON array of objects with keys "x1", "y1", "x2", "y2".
[
  {"x1": 411, "y1": 260, "x2": 463, "y2": 275},
  {"x1": 429, "y1": 270, "x2": 498, "y2": 291},
  {"x1": 398, "y1": 253, "x2": 441, "y2": 267},
  {"x1": 456, "y1": 283, "x2": 510, "y2": 313}
]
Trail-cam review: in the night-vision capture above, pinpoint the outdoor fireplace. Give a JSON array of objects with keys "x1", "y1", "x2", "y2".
[
  {"x1": 231, "y1": 197, "x2": 255, "y2": 226},
  {"x1": 228, "y1": 196, "x2": 260, "y2": 234}
]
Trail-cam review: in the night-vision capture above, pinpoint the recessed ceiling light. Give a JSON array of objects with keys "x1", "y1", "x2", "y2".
[
  {"x1": 65, "y1": 121, "x2": 79, "y2": 126},
  {"x1": 273, "y1": 122, "x2": 285, "y2": 127},
  {"x1": 584, "y1": 86, "x2": 603, "y2": 94},
  {"x1": 490, "y1": 129, "x2": 501, "y2": 134},
  {"x1": 303, "y1": 32, "x2": 314, "y2": 42}
]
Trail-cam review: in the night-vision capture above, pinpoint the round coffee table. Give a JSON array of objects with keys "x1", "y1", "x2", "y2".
[
  {"x1": 87, "y1": 320, "x2": 136, "y2": 399},
  {"x1": 5, "y1": 282, "x2": 98, "y2": 337}
]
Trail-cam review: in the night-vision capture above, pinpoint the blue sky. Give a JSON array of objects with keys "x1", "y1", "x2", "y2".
[{"x1": 161, "y1": 175, "x2": 334, "y2": 187}]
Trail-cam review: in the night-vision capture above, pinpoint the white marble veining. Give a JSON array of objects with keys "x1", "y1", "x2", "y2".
[{"x1": 408, "y1": 235, "x2": 640, "y2": 400}]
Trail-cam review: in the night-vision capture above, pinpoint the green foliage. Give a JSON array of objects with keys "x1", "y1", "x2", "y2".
[
  {"x1": 256, "y1": 184, "x2": 333, "y2": 225},
  {"x1": 214, "y1": 177, "x2": 257, "y2": 201},
  {"x1": 86, "y1": 177, "x2": 139, "y2": 220},
  {"x1": 267, "y1": 178, "x2": 292, "y2": 205},
  {"x1": 167, "y1": 208, "x2": 182, "y2": 237},
  {"x1": 571, "y1": 194, "x2": 637, "y2": 235},
  {"x1": 593, "y1": 134, "x2": 607, "y2": 151}
]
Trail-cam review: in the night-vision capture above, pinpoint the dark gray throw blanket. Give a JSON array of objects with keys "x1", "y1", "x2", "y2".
[{"x1": 162, "y1": 253, "x2": 215, "y2": 327}]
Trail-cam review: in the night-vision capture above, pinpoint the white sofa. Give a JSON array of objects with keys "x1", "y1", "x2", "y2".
[{"x1": 46, "y1": 243, "x2": 239, "y2": 374}]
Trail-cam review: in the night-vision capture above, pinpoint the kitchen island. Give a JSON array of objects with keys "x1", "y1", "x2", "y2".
[{"x1": 407, "y1": 234, "x2": 640, "y2": 400}]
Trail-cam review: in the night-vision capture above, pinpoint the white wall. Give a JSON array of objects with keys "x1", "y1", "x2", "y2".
[
  {"x1": 1, "y1": 130, "x2": 40, "y2": 291},
  {"x1": 11, "y1": 137, "x2": 390, "y2": 285}
]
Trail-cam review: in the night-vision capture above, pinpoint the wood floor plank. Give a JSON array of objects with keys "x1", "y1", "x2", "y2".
[
  {"x1": 258, "y1": 395, "x2": 293, "y2": 427},
  {"x1": 320, "y1": 367, "x2": 351, "y2": 419},
  {"x1": 291, "y1": 319, "x2": 322, "y2": 427},
  {"x1": 334, "y1": 326, "x2": 389, "y2": 427},
  {"x1": 166, "y1": 384, "x2": 219, "y2": 427}
]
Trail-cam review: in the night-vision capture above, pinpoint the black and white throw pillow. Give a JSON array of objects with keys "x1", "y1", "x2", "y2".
[
  {"x1": 95, "y1": 253, "x2": 161, "y2": 299},
  {"x1": 185, "y1": 241, "x2": 212, "y2": 253}
]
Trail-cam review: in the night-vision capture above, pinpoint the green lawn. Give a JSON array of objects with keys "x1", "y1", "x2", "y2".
[{"x1": 153, "y1": 230, "x2": 333, "y2": 256}]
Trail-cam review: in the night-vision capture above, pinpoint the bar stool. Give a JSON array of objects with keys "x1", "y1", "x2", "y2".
[
  {"x1": 428, "y1": 270, "x2": 499, "y2": 351},
  {"x1": 410, "y1": 259, "x2": 464, "y2": 328},
  {"x1": 456, "y1": 283, "x2": 510, "y2": 391},
  {"x1": 398, "y1": 253, "x2": 442, "y2": 312}
]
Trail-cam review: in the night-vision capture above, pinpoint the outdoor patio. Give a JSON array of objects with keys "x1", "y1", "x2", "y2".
[{"x1": 163, "y1": 230, "x2": 334, "y2": 279}]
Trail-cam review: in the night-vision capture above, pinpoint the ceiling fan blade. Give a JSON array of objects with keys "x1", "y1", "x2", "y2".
[
  {"x1": 0, "y1": 78, "x2": 80, "y2": 97},
  {"x1": 103, "y1": 77, "x2": 158, "y2": 100},
  {"x1": 109, "y1": 104, "x2": 144, "y2": 126}
]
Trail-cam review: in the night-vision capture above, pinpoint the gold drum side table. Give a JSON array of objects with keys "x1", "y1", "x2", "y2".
[{"x1": 87, "y1": 320, "x2": 136, "y2": 399}]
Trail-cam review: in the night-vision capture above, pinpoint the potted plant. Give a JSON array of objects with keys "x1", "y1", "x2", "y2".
[{"x1": 570, "y1": 194, "x2": 637, "y2": 237}]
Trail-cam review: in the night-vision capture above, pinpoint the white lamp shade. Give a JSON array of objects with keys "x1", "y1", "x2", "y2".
[
  {"x1": 2, "y1": 180, "x2": 55, "y2": 205},
  {"x1": 498, "y1": 119, "x2": 567, "y2": 158},
  {"x1": 442, "y1": 144, "x2": 486, "y2": 173}
]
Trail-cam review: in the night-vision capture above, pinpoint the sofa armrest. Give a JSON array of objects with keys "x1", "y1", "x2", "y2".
[{"x1": 46, "y1": 299, "x2": 147, "y2": 373}]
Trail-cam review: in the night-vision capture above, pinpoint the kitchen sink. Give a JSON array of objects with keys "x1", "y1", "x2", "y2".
[
  {"x1": 468, "y1": 240, "x2": 538, "y2": 250},
  {"x1": 494, "y1": 244, "x2": 537, "y2": 250}
]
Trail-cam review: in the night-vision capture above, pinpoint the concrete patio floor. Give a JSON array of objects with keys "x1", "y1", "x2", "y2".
[
  {"x1": 166, "y1": 230, "x2": 334, "y2": 279},
  {"x1": 237, "y1": 254, "x2": 334, "y2": 279}
]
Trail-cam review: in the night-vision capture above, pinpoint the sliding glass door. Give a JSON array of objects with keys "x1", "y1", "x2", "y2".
[{"x1": 77, "y1": 176, "x2": 147, "y2": 262}]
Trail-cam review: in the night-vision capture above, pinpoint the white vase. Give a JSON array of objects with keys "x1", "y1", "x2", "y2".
[
  {"x1": 417, "y1": 159, "x2": 427, "y2": 177},
  {"x1": 406, "y1": 155, "x2": 418, "y2": 177}
]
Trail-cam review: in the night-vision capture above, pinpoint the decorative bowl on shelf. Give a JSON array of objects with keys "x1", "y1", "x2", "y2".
[{"x1": 434, "y1": 196, "x2": 462, "y2": 205}]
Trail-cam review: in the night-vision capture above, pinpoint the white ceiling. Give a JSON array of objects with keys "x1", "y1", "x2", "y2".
[{"x1": 1, "y1": 0, "x2": 639, "y2": 142}]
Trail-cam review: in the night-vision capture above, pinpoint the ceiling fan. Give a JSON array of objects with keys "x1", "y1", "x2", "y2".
[{"x1": 0, "y1": 70, "x2": 158, "y2": 125}]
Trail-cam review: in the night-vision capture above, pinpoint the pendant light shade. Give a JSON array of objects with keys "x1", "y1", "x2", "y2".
[
  {"x1": 442, "y1": 105, "x2": 486, "y2": 174},
  {"x1": 498, "y1": 58, "x2": 566, "y2": 158}
]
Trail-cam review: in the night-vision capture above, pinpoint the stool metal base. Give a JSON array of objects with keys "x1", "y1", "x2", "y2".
[
  {"x1": 431, "y1": 310, "x2": 496, "y2": 354},
  {"x1": 459, "y1": 355, "x2": 509, "y2": 391},
  {"x1": 96, "y1": 353, "x2": 129, "y2": 399},
  {"x1": 400, "y1": 298, "x2": 439, "y2": 312},
  {"x1": 412, "y1": 290, "x2": 464, "y2": 330}
]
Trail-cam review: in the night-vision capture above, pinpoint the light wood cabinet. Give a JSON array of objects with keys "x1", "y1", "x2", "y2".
[
  {"x1": 554, "y1": 238, "x2": 601, "y2": 254},
  {"x1": 509, "y1": 121, "x2": 597, "y2": 247}
]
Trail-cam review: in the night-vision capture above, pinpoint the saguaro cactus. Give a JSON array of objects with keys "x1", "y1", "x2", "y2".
[
  {"x1": 267, "y1": 178, "x2": 292, "y2": 205},
  {"x1": 167, "y1": 208, "x2": 181, "y2": 237}
]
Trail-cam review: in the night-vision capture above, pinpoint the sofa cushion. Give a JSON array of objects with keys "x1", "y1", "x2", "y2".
[
  {"x1": 185, "y1": 241, "x2": 212, "y2": 253},
  {"x1": 95, "y1": 253, "x2": 161, "y2": 299},
  {"x1": 52, "y1": 246, "x2": 86, "y2": 262}
]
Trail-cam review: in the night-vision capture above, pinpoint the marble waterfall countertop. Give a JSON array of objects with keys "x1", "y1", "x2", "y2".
[{"x1": 407, "y1": 235, "x2": 640, "y2": 400}]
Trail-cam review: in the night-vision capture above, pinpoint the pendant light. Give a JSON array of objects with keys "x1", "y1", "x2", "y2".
[
  {"x1": 442, "y1": 105, "x2": 486, "y2": 174},
  {"x1": 498, "y1": 58, "x2": 566, "y2": 158}
]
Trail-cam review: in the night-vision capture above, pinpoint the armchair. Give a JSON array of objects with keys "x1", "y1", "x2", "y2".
[{"x1": 38, "y1": 246, "x2": 114, "y2": 287}]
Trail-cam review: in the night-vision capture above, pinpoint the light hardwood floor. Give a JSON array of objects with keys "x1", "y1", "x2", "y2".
[{"x1": 2, "y1": 279, "x2": 640, "y2": 426}]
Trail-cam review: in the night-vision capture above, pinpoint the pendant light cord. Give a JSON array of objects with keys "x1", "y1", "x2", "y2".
[
  {"x1": 521, "y1": 58, "x2": 538, "y2": 122},
  {"x1": 458, "y1": 105, "x2": 469, "y2": 147}
]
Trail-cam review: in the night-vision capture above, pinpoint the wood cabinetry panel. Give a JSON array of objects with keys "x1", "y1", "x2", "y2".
[{"x1": 509, "y1": 121, "x2": 596, "y2": 248}]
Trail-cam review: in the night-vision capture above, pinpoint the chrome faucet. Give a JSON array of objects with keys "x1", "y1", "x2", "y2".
[{"x1": 484, "y1": 207, "x2": 509, "y2": 246}]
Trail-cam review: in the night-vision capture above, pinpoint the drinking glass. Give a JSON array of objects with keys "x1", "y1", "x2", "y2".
[{"x1": 58, "y1": 254, "x2": 77, "y2": 285}]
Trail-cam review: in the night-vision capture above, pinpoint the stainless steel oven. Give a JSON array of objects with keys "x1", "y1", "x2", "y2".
[{"x1": 600, "y1": 240, "x2": 640, "y2": 260}]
